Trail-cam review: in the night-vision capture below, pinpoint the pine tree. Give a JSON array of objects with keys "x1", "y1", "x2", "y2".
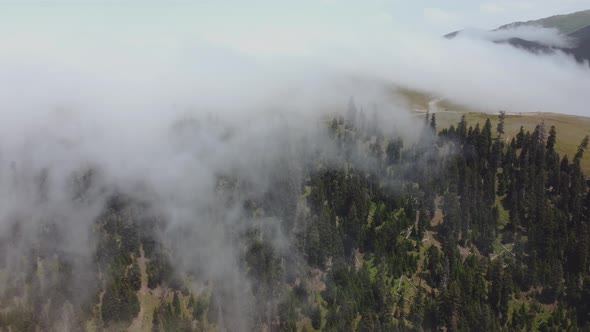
[
  {"x1": 457, "y1": 115, "x2": 468, "y2": 142},
  {"x1": 173, "y1": 291, "x2": 181, "y2": 317},
  {"x1": 311, "y1": 306, "x2": 322, "y2": 330},
  {"x1": 430, "y1": 113, "x2": 437, "y2": 133},
  {"x1": 516, "y1": 126, "x2": 525, "y2": 148},
  {"x1": 153, "y1": 308, "x2": 161, "y2": 332},
  {"x1": 346, "y1": 97, "x2": 358, "y2": 129},
  {"x1": 497, "y1": 111, "x2": 506, "y2": 137}
]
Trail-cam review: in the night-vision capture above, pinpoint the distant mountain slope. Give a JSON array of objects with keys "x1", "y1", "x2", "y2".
[
  {"x1": 502, "y1": 37, "x2": 554, "y2": 53},
  {"x1": 444, "y1": 10, "x2": 590, "y2": 38},
  {"x1": 566, "y1": 24, "x2": 590, "y2": 62},
  {"x1": 447, "y1": 9, "x2": 590, "y2": 64},
  {"x1": 501, "y1": 23, "x2": 590, "y2": 63},
  {"x1": 497, "y1": 9, "x2": 590, "y2": 35}
]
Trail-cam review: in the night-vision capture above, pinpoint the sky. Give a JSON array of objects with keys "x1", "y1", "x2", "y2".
[
  {"x1": 1, "y1": 1, "x2": 589, "y2": 58},
  {"x1": 412, "y1": 0, "x2": 590, "y2": 33},
  {"x1": 1, "y1": 0, "x2": 590, "y2": 117},
  {"x1": 2, "y1": 0, "x2": 590, "y2": 35}
]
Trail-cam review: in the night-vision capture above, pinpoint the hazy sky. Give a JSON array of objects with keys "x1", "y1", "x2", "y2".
[
  {"x1": 1, "y1": 1, "x2": 590, "y2": 117},
  {"x1": 2, "y1": 1, "x2": 590, "y2": 38},
  {"x1": 1, "y1": 1, "x2": 589, "y2": 59}
]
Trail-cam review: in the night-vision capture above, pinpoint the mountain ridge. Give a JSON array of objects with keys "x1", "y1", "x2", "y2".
[
  {"x1": 446, "y1": 9, "x2": 590, "y2": 63},
  {"x1": 497, "y1": 9, "x2": 590, "y2": 35}
]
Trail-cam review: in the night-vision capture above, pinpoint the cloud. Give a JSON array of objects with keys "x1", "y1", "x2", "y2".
[
  {"x1": 456, "y1": 25, "x2": 576, "y2": 48},
  {"x1": 1, "y1": 3, "x2": 590, "y2": 328}
]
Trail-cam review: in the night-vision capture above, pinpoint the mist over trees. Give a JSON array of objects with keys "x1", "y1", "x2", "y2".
[
  {"x1": 1, "y1": 98, "x2": 589, "y2": 331},
  {"x1": 2, "y1": 3, "x2": 590, "y2": 331}
]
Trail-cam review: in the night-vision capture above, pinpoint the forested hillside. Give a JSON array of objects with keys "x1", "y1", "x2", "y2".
[{"x1": 1, "y1": 102, "x2": 589, "y2": 332}]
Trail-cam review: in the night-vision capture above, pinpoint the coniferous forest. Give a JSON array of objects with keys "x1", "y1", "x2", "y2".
[{"x1": 1, "y1": 103, "x2": 590, "y2": 332}]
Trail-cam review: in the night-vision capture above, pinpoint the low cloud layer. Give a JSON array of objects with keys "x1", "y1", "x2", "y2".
[
  {"x1": 456, "y1": 25, "x2": 576, "y2": 47},
  {"x1": 0, "y1": 3, "x2": 589, "y2": 329}
]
